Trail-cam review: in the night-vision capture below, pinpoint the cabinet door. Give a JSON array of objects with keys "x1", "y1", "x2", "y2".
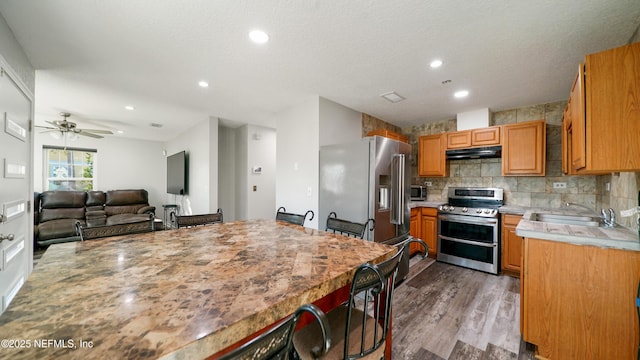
[
  {"x1": 418, "y1": 134, "x2": 447, "y2": 177},
  {"x1": 409, "y1": 208, "x2": 421, "y2": 255},
  {"x1": 420, "y1": 207, "x2": 438, "y2": 258},
  {"x1": 523, "y1": 238, "x2": 640, "y2": 359},
  {"x1": 562, "y1": 103, "x2": 573, "y2": 175},
  {"x1": 569, "y1": 64, "x2": 586, "y2": 171},
  {"x1": 585, "y1": 42, "x2": 640, "y2": 172},
  {"x1": 471, "y1": 126, "x2": 501, "y2": 146},
  {"x1": 501, "y1": 214, "x2": 522, "y2": 277},
  {"x1": 446, "y1": 131, "x2": 471, "y2": 149},
  {"x1": 501, "y1": 120, "x2": 546, "y2": 176}
]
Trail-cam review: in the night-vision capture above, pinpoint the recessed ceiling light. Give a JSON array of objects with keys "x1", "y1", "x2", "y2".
[
  {"x1": 125, "y1": 105, "x2": 135, "y2": 111},
  {"x1": 198, "y1": 81, "x2": 209, "y2": 88},
  {"x1": 380, "y1": 91, "x2": 406, "y2": 103},
  {"x1": 454, "y1": 90, "x2": 469, "y2": 98},
  {"x1": 430, "y1": 59, "x2": 443, "y2": 68},
  {"x1": 249, "y1": 29, "x2": 269, "y2": 44},
  {"x1": 117, "y1": 130, "x2": 124, "y2": 134}
]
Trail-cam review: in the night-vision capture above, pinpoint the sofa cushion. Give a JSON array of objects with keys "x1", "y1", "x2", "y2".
[
  {"x1": 86, "y1": 191, "x2": 106, "y2": 207},
  {"x1": 40, "y1": 207, "x2": 86, "y2": 223},
  {"x1": 105, "y1": 190, "x2": 148, "y2": 206},
  {"x1": 40, "y1": 191, "x2": 86, "y2": 209},
  {"x1": 37, "y1": 219, "x2": 85, "y2": 241},
  {"x1": 106, "y1": 214, "x2": 152, "y2": 226},
  {"x1": 105, "y1": 204, "x2": 147, "y2": 216}
]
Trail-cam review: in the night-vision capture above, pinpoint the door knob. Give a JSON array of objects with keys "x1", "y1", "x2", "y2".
[{"x1": 0, "y1": 233, "x2": 14, "y2": 241}]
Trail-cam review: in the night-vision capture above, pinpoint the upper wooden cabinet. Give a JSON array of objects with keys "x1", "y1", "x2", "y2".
[
  {"x1": 367, "y1": 129, "x2": 409, "y2": 143},
  {"x1": 418, "y1": 134, "x2": 447, "y2": 177},
  {"x1": 563, "y1": 42, "x2": 640, "y2": 173},
  {"x1": 446, "y1": 126, "x2": 501, "y2": 149},
  {"x1": 502, "y1": 120, "x2": 546, "y2": 176}
]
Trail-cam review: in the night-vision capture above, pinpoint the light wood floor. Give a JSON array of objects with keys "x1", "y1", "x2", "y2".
[{"x1": 392, "y1": 258, "x2": 536, "y2": 360}]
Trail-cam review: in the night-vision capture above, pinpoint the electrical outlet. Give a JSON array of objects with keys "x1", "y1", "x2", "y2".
[
  {"x1": 425, "y1": 181, "x2": 432, "y2": 186},
  {"x1": 553, "y1": 182, "x2": 567, "y2": 189}
]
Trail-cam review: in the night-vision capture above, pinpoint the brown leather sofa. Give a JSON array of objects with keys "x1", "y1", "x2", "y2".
[{"x1": 34, "y1": 189, "x2": 155, "y2": 247}]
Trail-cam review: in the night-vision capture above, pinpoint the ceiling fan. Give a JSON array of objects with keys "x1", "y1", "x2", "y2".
[{"x1": 36, "y1": 112, "x2": 113, "y2": 139}]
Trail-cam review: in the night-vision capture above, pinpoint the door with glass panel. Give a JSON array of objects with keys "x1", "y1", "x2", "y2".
[{"x1": 0, "y1": 63, "x2": 33, "y2": 314}]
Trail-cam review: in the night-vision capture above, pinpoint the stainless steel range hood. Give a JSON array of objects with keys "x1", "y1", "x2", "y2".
[{"x1": 446, "y1": 145, "x2": 502, "y2": 160}]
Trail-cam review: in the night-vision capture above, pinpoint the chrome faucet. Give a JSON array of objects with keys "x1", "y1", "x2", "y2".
[
  {"x1": 600, "y1": 208, "x2": 616, "y2": 227},
  {"x1": 564, "y1": 202, "x2": 594, "y2": 212}
]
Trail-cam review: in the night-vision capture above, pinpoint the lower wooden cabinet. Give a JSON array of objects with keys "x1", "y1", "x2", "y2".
[
  {"x1": 522, "y1": 238, "x2": 640, "y2": 359},
  {"x1": 409, "y1": 208, "x2": 421, "y2": 255},
  {"x1": 421, "y1": 208, "x2": 437, "y2": 258},
  {"x1": 500, "y1": 214, "x2": 523, "y2": 277},
  {"x1": 409, "y1": 207, "x2": 438, "y2": 258}
]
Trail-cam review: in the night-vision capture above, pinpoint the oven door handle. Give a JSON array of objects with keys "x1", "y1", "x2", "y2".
[
  {"x1": 438, "y1": 213, "x2": 498, "y2": 226},
  {"x1": 439, "y1": 235, "x2": 498, "y2": 248}
]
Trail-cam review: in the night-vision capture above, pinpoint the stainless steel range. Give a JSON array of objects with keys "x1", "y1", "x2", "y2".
[{"x1": 437, "y1": 187, "x2": 504, "y2": 274}]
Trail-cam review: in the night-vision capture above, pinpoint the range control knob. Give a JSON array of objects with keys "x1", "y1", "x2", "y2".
[
  {"x1": 438, "y1": 205, "x2": 445, "y2": 211},
  {"x1": 462, "y1": 207, "x2": 468, "y2": 213},
  {"x1": 448, "y1": 206, "x2": 455, "y2": 212},
  {"x1": 483, "y1": 209, "x2": 491, "y2": 214},
  {"x1": 475, "y1": 208, "x2": 482, "y2": 214}
]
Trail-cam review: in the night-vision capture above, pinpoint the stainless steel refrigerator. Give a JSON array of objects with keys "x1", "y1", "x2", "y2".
[{"x1": 319, "y1": 136, "x2": 411, "y2": 243}]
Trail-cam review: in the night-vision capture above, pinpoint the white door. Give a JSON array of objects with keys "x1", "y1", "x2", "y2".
[{"x1": 0, "y1": 63, "x2": 33, "y2": 314}]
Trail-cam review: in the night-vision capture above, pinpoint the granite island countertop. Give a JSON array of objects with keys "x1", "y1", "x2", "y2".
[
  {"x1": 516, "y1": 208, "x2": 640, "y2": 251},
  {"x1": 0, "y1": 219, "x2": 396, "y2": 359}
]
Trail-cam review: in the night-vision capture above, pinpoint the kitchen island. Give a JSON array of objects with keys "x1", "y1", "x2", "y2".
[{"x1": 0, "y1": 219, "x2": 397, "y2": 359}]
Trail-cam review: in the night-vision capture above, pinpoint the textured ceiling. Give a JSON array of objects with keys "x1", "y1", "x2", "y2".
[{"x1": 0, "y1": 0, "x2": 639, "y2": 141}]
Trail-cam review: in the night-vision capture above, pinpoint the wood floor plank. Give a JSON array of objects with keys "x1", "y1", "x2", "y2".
[
  {"x1": 448, "y1": 340, "x2": 484, "y2": 360},
  {"x1": 392, "y1": 260, "x2": 535, "y2": 359}
]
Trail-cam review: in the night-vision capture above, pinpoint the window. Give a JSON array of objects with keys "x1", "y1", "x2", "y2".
[{"x1": 43, "y1": 146, "x2": 97, "y2": 191}]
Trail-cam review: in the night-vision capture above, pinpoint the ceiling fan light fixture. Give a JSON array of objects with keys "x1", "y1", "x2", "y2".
[
  {"x1": 50, "y1": 131, "x2": 62, "y2": 140},
  {"x1": 125, "y1": 105, "x2": 135, "y2": 111}
]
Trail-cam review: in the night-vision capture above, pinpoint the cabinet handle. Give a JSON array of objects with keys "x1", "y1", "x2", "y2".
[{"x1": 0, "y1": 233, "x2": 15, "y2": 242}]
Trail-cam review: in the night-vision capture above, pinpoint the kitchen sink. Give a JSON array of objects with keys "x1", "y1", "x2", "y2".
[{"x1": 531, "y1": 213, "x2": 602, "y2": 227}]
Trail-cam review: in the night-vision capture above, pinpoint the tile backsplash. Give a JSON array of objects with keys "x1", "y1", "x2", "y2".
[{"x1": 401, "y1": 100, "x2": 639, "y2": 232}]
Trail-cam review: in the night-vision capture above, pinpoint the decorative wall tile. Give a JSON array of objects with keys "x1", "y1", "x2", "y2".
[
  {"x1": 531, "y1": 193, "x2": 562, "y2": 208},
  {"x1": 516, "y1": 104, "x2": 545, "y2": 122},
  {"x1": 492, "y1": 110, "x2": 516, "y2": 126},
  {"x1": 544, "y1": 101, "x2": 566, "y2": 126},
  {"x1": 480, "y1": 162, "x2": 502, "y2": 177},
  {"x1": 517, "y1": 177, "x2": 546, "y2": 193}
]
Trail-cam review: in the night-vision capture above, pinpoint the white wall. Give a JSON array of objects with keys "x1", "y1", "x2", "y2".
[
  {"x1": 0, "y1": 13, "x2": 34, "y2": 93},
  {"x1": 319, "y1": 97, "x2": 362, "y2": 146},
  {"x1": 164, "y1": 117, "x2": 219, "y2": 215},
  {"x1": 33, "y1": 133, "x2": 165, "y2": 210},
  {"x1": 235, "y1": 126, "x2": 248, "y2": 220},
  {"x1": 218, "y1": 125, "x2": 237, "y2": 221},
  {"x1": 246, "y1": 125, "x2": 276, "y2": 219},
  {"x1": 276, "y1": 97, "x2": 320, "y2": 228}
]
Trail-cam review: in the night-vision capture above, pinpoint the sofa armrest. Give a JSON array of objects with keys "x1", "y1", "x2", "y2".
[{"x1": 137, "y1": 206, "x2": 156, "y2": 214}]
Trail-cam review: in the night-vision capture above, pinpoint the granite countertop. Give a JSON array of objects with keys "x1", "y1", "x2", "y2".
[
  {"x1": 409, "y1": 201, "x2": 445, "y2": 209},
  {"x1": 516, "y1": 208, "x2": 640, "y2": 251},
  {"x1": 497, "y1": 206, "x2": 528, "y2": 215},
  {"x1": 0, "y1": 219, "x2": 396, "y2": 359}
]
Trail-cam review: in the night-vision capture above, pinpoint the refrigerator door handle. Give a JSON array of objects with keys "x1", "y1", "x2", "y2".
[{"x1": 390, "y1": 153, "x2": 405, "y2": 225}]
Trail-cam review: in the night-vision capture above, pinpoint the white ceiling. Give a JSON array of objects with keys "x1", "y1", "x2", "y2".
[{"x1": 0, "y1": 1, "x2": 639, "y2": 141}]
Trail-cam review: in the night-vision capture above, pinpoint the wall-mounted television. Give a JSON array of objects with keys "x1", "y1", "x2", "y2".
[{"x1": 167, "y1": 151, "x2": 188, "y2": 195}]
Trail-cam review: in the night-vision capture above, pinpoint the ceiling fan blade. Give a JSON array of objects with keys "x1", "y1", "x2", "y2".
[
  {"x1": 78, "y1": 128, "x2": 113, "y2": 134},
  {"x1": 35, "y1": 125, "x2": 57, "y2": 130},
  {"x1": 45, "y1": 120, "x2": 59, "y2": 127},
  {"x1": 77, "y1": 130, "x2": 103, "y2": 139}
]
